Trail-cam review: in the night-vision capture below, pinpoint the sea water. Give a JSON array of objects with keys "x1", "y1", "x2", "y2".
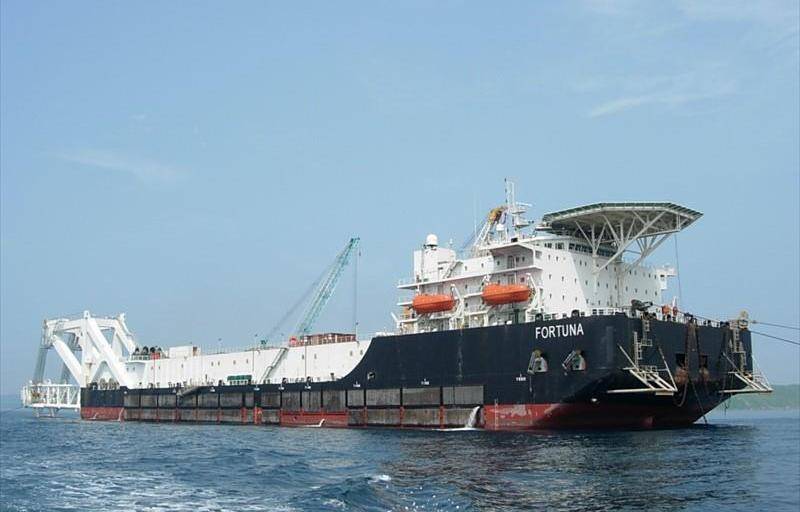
[{"x1": 1, "y1": 408, "x2": 798, "y2": 511}]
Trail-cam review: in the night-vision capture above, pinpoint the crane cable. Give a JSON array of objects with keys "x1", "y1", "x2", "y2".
[
  {"x1": 749, "y1": 330, "x2": 800, "y2": 347},
  {"x1": 750, "y1": 320, "x2": 799, "y2": 331},
  {"x1": 682, "y1": 312, "x2": 799, "y2": 347}
]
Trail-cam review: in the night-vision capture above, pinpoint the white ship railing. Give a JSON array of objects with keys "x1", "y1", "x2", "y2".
[{"x1": 21, "y1": 382, "x2": 80, "y2": 410}]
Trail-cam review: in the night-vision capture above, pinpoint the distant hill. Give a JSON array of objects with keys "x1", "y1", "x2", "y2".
[{"x1": 724, "y1": 384, "x2": 800, "y2": 410}]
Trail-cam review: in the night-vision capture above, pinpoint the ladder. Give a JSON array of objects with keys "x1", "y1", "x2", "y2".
[
  {"x1": 260, "y1": 347, "x2": 288, "y2": 384},
  {"x1": 730, "y1": 327, "x2": 747, "y2": 371},
  {"x1": 721, "y1": 368, "x2": 773, "y2": 394},
  {"x1": 607, "y1": 319, "x2": 677, "y2": 396},
  {"x1": 720, "y1": 328, "x2": 772, "y2": 395},
  {"x1": 633, "y1": 318, "x2": 653, "y2": 367}
]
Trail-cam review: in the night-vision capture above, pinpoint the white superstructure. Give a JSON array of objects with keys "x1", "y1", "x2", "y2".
[
  {"x1": 22, "y1": 311, "x2": 372, "y2": 400},
  {"x1": 394, "y1": 180, "x2": 699, "y2": 333}
]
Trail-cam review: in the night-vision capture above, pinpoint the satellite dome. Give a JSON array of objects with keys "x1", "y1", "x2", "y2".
[{"x1": 425, "y1": 233, "x2": 438, "y2": 247}]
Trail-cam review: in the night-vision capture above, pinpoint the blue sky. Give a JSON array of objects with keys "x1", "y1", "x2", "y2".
[{"x1": 1, "y1": 0, "x2": 798, "y2": 393}]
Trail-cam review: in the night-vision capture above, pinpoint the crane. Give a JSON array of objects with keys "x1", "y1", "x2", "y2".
[
  {"x1": 295, "y1": 237, "x2": 360, "y2": 337},
  {"x1": 263, "y1": 237, "x2": 360, "y2": 345}
]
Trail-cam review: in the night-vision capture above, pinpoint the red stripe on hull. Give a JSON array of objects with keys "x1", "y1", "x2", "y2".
[
  {"x1": 81, "y1": 403, "x2": 705, "y2": 430},
  {"x1": 80, "y1": 406, "x2": 124, "y2": 421},
  {"x1": 484, "y1": 403, "x2": 702, "y2": 430},
  {"x1": 279, "y1": 410, "x2": 348, "y2": 427}
]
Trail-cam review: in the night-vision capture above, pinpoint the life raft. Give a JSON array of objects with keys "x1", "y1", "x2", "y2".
[
  {"x1": 412, "y1": 294, "x2": 456, "y2": 314},
  {"x1": 481, "y1": 283, "x2": 531, "y2": 305}
]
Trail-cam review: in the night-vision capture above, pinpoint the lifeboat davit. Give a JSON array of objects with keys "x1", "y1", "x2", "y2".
[
  {"x1": 482, "y1": 284, "x2": 531, "y2": 305},
  {"x1": 412, "y1": 294, "x2": 456, "y2": 314}
]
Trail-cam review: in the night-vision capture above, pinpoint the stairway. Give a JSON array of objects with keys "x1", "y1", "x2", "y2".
[
  {"x1": 607, "y1": 318, "x2": 677, "y2": 396},
  {"x1": 260, "y1": 347, "x2": 288, "y2": 384}
]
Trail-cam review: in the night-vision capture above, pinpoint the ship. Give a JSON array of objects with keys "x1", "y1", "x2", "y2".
[{"x1": 21, "y1": 181, "x2": 772, "y2": 429}]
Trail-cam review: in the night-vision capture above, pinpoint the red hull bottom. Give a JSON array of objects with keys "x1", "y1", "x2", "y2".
[
  {"x1": 79, "y1": 403, "x2": 703, "y2": 430},
  {"x1": 80, "y1": 406, "x2": 125, "y2": 421},
  {"x1": 483, "y1": 403, "x2": 702, "y2": 430},
  {"x1": 279, "y1": 410, "x2": 349, "y2": 427}
]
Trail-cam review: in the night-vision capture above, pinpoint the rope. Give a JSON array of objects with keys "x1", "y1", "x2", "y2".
[
  {"x1": 749, "y1": 330, "x2": 800, "y2": 347},
  {"x1": 673, "y1": 235, "x2": 683, "y2": 306},
  {"x1": 751, "y1": 320, "x2": 799, "y2": 331},
  {"x1": 684, "y1": 312, "x2": 799, "y2": 347},
  {"x1": 673, "y1": 323, "x2": 691, "y2": 407},
  {"x1": 690, "y1": 377, "x2": 708, "y2": 425},
  {"x1": 689, "y1": 323, "x2": 708, "y2": 426}
]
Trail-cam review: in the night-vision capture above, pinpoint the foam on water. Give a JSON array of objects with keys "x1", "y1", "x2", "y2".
[{"x1": 1, "y1": 409, "x2": 798, "y2": 511}]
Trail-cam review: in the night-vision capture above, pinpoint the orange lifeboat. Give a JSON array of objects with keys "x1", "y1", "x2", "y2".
[
  {"x1": 412, "y1": 294, "x2": 456, "y2": 314},
  {"x1": 482, "y1": 284, "x2": 531, "y2": 305}
]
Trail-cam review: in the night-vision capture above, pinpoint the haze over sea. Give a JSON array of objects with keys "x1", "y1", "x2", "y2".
[{"x1": 1, "y1": 404, "x2": 798, "y2": 512}]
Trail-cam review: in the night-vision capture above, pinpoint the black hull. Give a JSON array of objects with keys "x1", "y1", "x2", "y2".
[{"x1": 82, "y1": 315, "x2": 752, "y2": 429}]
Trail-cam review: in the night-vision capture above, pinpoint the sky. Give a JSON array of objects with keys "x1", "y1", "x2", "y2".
[{"x1": 1, "y1": 0, "x2": 798, "y2": 394}]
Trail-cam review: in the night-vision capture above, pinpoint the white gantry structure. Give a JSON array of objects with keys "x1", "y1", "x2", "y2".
[
  {"x1": 21, "y1": 311, "x2": 138, "y2": 413},
  {"x1": 21, "y1": 310, "x2": 373, "y2": 412}
]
